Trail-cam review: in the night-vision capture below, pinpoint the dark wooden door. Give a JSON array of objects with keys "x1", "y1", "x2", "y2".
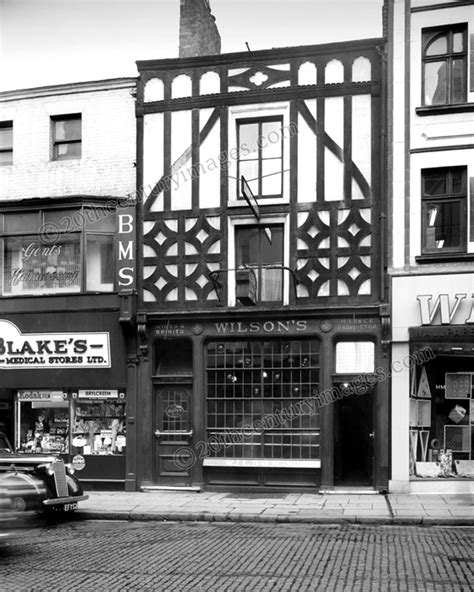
[{"x1": 334, "y1": 389, "x2": 374, "y2": 486}]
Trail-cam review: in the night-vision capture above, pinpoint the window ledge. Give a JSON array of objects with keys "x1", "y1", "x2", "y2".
[
  {"x1": 203, "y1": 458, "x2": 321, "y2": 469},
  {"x1": 416, "y1": 103, "x2": 474, "y2": 116},
  {"x1": 415, "y1": 253, "x2": 474, "y2": 264}
]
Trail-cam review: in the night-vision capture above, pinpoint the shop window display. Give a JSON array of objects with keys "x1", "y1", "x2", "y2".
[
  {"x1": 71, "y1": 397, "x2": 126, "y2": 456},
  {"x1": 410, "y1": 354, "x2": 473, "y2": 479},
  {"x1": 206, "y1": 339, "x2": 320, "y2": 462},
  {"x1": 18, "y1": 395, "x2": 70, "y2": 454}
]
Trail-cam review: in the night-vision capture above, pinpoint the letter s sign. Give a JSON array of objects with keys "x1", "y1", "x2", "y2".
[{"x1": 116, "y1": 205, "x2": 136, "y2": 292}]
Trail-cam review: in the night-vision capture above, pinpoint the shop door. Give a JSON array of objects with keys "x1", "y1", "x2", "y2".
[
  {"x1": 334, "y1": 388, "x2": 374, "y2": 486},
  {"x1": 153, "y1": 384, "x2": 193, "y2": 486}
]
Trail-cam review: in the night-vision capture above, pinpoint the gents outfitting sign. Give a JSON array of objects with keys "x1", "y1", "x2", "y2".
[{"x1": 0, "y1": 319, "x2": 111, "y2": 369}]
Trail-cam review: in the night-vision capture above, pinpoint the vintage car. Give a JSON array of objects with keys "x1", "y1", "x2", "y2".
[{"x1": 0, "y1": 432, "x2": 88, "y2": 513}]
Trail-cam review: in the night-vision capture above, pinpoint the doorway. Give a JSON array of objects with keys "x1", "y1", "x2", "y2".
[{"x1": 334, "y1": 386, "x2": 374, "y2": 486}]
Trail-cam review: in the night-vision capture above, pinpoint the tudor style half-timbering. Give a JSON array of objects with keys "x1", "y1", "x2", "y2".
[{"x1": 133, "y1": 39, "x2": 388, "y2": 492}]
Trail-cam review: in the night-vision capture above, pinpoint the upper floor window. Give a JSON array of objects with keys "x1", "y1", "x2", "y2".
[
  {"x1": 237, "y1": 117, "x2": 284, "y2": 199},
  {"x1": 421, "y1": 167, "x2": 467, "y2": 254},
  {"x1": 235, "y1": 224, "x2": 284, "y2": 305},
  {"x1": 0, "y1": 122, "x2": 13, "y2": 165},
  {"x1": 0, "y1": 204, "x2": 115, "y2": 296},
  {"x1": 422, "y1": 24, "x2": 467, "y2": 106},
  {"x1": 52, "y1": 114, "x2": 81, "y2": 160}
]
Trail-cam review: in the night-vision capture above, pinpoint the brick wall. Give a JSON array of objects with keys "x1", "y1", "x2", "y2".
[
  {"x1": 0, "y1": 80, "x2": 136, "y2": 201},
  {"x1": 179, "y1": 0, "x2": 221, "y2": 58}
]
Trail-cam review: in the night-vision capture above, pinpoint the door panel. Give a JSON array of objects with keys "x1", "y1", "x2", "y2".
[{"x1": 154, "y1": 384, "x2": 193, "y2": 485}]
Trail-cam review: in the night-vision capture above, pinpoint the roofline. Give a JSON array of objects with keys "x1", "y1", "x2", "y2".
[
  {"x1": 137, "y1": 38, "x2": 385, "y2": 72},
  {"x1": 0, "y1": 77, "x2": 137, "y2": 102}
]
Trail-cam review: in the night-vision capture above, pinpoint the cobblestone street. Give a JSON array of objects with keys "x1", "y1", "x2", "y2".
[{"x1": 1, "y1": 520, "x2": 472, "y2": 591}]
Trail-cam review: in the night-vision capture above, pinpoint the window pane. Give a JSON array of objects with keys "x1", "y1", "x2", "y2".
[
  {"x1": 4, "y1": 212, "x2": 39, "y2": 233},
  {"x1": 0, "y1": 151, "x2": 13, "y2": 165},
  {"x1": 424, "y1": 201, "x2": 461, "y2": 250},
  {"x1": 86, "y1": 234, "x2": 114, "y2": 292},
  {"x1": 55, "y1": 141, "x2": 81, "y2": 160},
  {"x1": 3, "y1": 235, "x2": 81, "y2": 295},
  {"x1": 238, "y1": 123, "x2": 259, "y2": 157},
  {"x1": 261, "y1": 120, "x2": 283, "y2": 158},
  {"x1": 0, "y1": 127, "x2": 13, "y2": 149},
  {"x1": 54, "y1": 118, "x2": 81, "y2": 141},
  {"x1": 452, "y1": 59, "x2": 465, "y2": 104},
  {"x1": 261, "y1": 159, "x2": 283, "y2": 196},
  {"x1": 424, "y1": 61, "x2": 447, "y2": 105},
  {"x1": 260, "y1": 226, "x2": 283, "y2": 264},
  {"x1": 424, "y1": 171, "x2": 447, "y2": 196},
  {"x1": 239, "y1": 160, "x2": 259, "y2": 197},
  {"x1": 451, "y1": 169, "x2": 464, "y2": 194},
  {"x1": 425, "y1": 33, "x2": 448, "y2": 56},
  {"x1": 452, "y1": 32, "x2": 464, "y2": 53},
  {"x1": 260, "y1": 268, "x2": 282, "y2": 301},
  {"x1": 84, "y1": 208, "x2": 115, "y2": 231}
]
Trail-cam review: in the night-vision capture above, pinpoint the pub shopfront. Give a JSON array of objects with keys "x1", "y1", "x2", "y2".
[
  {"x1": 132, "y1": 312, "x2": 389, "y2": 493},
  {"x1": 391, "y1": 273, "x2": 474, "y2": 493},
  {"x1": 0, "y1": 311, "x2": 128, "y2": 485}
]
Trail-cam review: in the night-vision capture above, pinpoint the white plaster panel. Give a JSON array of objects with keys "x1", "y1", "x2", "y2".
[
  {"x1": 170, "y1": 110, "x2": 192, "y2": 211},
  {"x1": 144, "y1": 78, "x2": 164, "y2": 102},
  {"x1": 297, "y1": 103, "x2": 317, "y2": 204},
  {"x1": 143, "y1": 113, "x2": 164, "y2": 212},
  {"x1": 298, "y1": 61, "x2": 317, "y2": 86},
  {"x1": 199, "y1": 108, "x2": 221, "y2": 208},
  {"x1": 171, "y1": 74, "x2": 192, "y2": 99},
  {"x1": 351, "y1": 94, "x2": 371, "y2": 193}
]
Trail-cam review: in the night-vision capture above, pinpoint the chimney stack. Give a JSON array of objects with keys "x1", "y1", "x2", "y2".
[{"x1": 179, "y1": 0, "x2": 221, "y2": 58}]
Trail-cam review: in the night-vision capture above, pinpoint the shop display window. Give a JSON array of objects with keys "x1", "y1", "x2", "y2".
[
  {"x1": 410, "y1": 355, "x2": 473, "y2": 478},
  {"x1": 17, "y1": 392, "x2": 70, "y2": 454},
  {"x1": 206, "y1": 339, "x2": 320, "y2": 462},
  {"x1": 71, "y1": 397, "x2": 126, "y2": 456}
]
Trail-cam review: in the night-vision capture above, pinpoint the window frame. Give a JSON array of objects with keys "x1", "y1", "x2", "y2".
[
  {"x1": 421, "y1": 166, "x2": 467, "y2": 256},
  {"x1": 236, "y1": 115, "x2": 284, "y2": 200},
  {"x1": 421, "y1": 23, "x2": 467, "y2": 107},
  {"x1": 0, "y1": 204, "x2": 116, "y2": 297},
  {"x1": 0, "y1": 121, "x2": 13, "y2": 166},
  {"x1": 51, "y1": 114, "x2": 82, "y2": 161},
  {"x1": 228, "y1": 214, "x2": 290, "y2": 307}
]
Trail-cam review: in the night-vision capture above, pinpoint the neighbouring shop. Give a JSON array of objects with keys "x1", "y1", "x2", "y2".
[
  {"x1": 391, "y1": 273, "x2": 474, "y2": 493},
  {"x1": 0, "y1": 312, "x2": 127, "y2": 484},
  {"x1": 134, "y1": 315, "x2": 389, "y2": 492}
]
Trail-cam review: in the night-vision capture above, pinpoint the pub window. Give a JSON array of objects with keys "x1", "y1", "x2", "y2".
[
  {"x1": 0, "y1": 205, "x2": 116, "y2": 296},
  {"x1": 422, "y1": 24, "x2": 467, "y2": 106},
  {"x1": 52, "y1": 114, "x2": 82, "y2": 160},
  {"x1": 0, "y1": 121, "x2": 13, "y2": 165},
  {"x1": 235, "y1": 224, "x2": 284, "y2": 305},
  {"x1": 206, "y1": 340, "x2": 320, "y2": 462},
  {"x1": 421, "y1": 167, "x2": 467, "y2": 254},
  {"x1": 237, "y1": 117, "x2": 284, "y2": 198}
]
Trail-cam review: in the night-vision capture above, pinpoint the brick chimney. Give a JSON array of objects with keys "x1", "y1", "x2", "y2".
[{"x1": 179, "y1": 0, "x2": 221, "y2": 58}]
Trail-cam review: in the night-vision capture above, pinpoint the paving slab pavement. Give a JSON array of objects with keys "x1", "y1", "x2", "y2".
[{"x1": 76, "y1": 489, "x2": 474, "y2": 525}]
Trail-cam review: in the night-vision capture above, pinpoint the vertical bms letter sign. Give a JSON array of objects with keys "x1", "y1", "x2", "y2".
[{"x1": 117, "y1": 204, "x2": 136, "y2": 292}]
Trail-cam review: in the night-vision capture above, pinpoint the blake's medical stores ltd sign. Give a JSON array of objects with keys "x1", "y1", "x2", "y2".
[{"x1": 0, "y1": 320, "x2": 110, "y2": 369}]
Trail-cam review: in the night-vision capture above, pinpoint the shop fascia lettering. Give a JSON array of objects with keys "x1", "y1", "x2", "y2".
[
  {"x1": 0, "y1": 320, "x2": 110, "y2": 368},
  {"x1": 417, "y1": 293, "x2": 474, "y2": 326},
  {"x1": 215, "y1": 320, "x2": 308, "y2": 334}
]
